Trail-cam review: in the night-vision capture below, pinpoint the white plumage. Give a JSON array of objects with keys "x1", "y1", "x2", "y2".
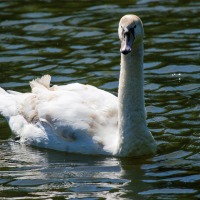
[{"x1": 0, "y1": 15, "x2": 157, "y2": 157}]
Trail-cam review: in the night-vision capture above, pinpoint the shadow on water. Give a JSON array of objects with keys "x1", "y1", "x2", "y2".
[{"x1": 0, "y1": 0, "x2": 200, "y2": 199}]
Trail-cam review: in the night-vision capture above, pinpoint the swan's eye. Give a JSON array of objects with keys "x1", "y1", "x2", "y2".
[
  {"x1": 124, "y1": 32, "x2": 131, "y2": 41},
  {"x1": 121, "y1": 27, "x2": 131, "y2": 41},
  {"x1": 128, "y1": 25, "x2": 136, "y2": 40}
]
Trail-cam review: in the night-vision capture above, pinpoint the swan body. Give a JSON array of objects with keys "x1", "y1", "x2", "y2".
[{"x1": 0, "y1": 15, "x2": 157, "y2": 157}]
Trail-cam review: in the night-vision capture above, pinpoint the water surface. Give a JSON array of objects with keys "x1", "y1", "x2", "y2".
[{"x1": 0, "y1": 0, "x2": 200, "y2": 199}]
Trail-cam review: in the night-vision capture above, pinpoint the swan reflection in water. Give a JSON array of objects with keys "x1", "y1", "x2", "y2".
[{"x1": 2, "y1": 141, "x2": 155, "y2": 199}]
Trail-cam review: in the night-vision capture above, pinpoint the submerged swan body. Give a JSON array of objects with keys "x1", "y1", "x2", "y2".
[{"x1": 0, "y1": 15, "x2": 156, "y2": 157}]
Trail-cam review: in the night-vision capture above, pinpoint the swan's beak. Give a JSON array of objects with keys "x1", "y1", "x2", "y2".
[{"x1": 120, "y1": 31, "x2": 134, "y2": 55}]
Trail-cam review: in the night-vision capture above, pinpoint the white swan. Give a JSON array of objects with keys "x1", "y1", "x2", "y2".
[{"x1": 0, "y1": 15, "x2": 156, "y2": 157}]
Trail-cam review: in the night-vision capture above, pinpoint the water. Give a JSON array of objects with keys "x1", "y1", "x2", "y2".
[{"x1": 0, "y1": 0, "x2": 200, "y2": 199}]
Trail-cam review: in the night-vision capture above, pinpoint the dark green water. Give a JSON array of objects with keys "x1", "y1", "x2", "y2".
[{"x1": 0, "y1": 0, "x2": 200, "y2": 199}]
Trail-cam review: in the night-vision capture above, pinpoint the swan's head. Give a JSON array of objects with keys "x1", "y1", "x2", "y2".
[{"x1": 118, "y1": 14, "x2": 144, "y2": 55}]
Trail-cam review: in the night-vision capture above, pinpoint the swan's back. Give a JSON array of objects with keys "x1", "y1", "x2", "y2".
[{"x1": 0, "y1": 75, "x2": 119, "y2": 155}]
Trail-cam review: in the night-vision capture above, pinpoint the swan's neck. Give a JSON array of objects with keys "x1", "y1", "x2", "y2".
[
  {"x1": 117, "y1": 42, "x2": 156, "y2": 157},
  {"x1": 119, "y1": 43, "x2": 145, "y2": 116}
]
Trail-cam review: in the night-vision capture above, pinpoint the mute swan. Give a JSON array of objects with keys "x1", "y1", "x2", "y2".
[{"x1": 0, "y1": 15, "x2": 156, "y2": 157}]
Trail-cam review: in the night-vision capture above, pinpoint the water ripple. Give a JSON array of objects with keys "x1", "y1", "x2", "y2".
[{"x1": 0, "y1": 0, "x2": 200, "y2": 199}]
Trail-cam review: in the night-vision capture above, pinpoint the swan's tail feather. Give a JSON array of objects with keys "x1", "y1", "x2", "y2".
[
  {"x1": 0, "y1": 87, "x2": 38, "y2": 139},
  {"x1": 0, "y1": 88, "x2": 18, "y2": 118},
  {"x1": 30, "y1": 75, "x2": 51, "y2": 91},
  {"x1": 0, "y1": 87, "x2": 8, "y2": 95}
]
